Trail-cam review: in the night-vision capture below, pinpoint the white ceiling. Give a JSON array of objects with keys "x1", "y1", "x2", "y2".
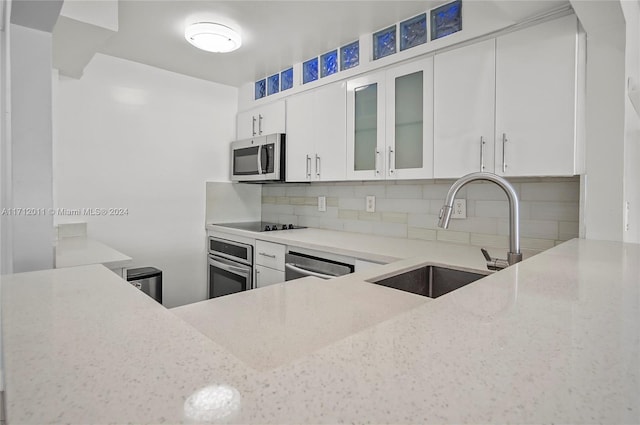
[{"x1": 52, "y1": 0, "x2": 570, "y2": 88}]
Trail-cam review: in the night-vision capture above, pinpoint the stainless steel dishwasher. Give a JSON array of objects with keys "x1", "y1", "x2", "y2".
[{"x1": 284, "y1": 251, "x2": 354, "y2": 280}]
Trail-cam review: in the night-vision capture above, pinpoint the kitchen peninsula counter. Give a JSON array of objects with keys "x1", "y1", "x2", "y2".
[
  {"x1": 55, "y1": 236, "x2": 132, "y2": 272},
  {"x1": 2, "y1": 238, "x2": 639, "y2": 424}
]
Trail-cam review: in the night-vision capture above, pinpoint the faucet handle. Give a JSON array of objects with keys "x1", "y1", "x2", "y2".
[{"x1": 480, "y1": 248, "x2": 509, "y2": 271}]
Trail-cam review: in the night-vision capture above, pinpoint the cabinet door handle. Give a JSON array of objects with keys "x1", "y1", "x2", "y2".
[
  {"x1": 502, "y1": 133, "x2": 508, "y2": 173},
  {"x1": 252, "y1": 116, "x2": 257, "y2": 136},
  {"x1": 315, "y1": 154, "x2": 321, "y2": 178},
  {"x1": 306, "y1": 155, "x2": 311, "y2": 179},
  {"x1": 375, "y1": 149, "x2": 381, "y2": 176},
  {"x1": 388, "y1": 146, "x2": 395, "y2": 176},
  {"x1": 259, "y1": 252, "x2": 276, "y2": 259},
  {"x1": 285, "y1": 263, "x2": 337, "y2": 280},
  {"x1": 480, "y1": 136, "x2": 486, "y2": 171},
  {"x1": 258, "y1": 114, "x2": 263, "y2": 135},
  {"x1": 255, "y1": 269, "x2": 260, "y2": 288}
]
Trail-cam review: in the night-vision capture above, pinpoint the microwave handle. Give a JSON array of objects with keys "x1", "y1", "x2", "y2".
[{"x1": 257, "y1": 144, "x2": 262, "y2": 175}]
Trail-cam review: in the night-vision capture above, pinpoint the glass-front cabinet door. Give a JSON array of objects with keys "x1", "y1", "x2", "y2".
[
  {"x1": 346, "y1": 59, "x2": 433, "y2": 181},
  {"x1": 346, "y1": 72, "x2": 386, "y2": 180},
  {"x1": 385, "y1": 57, "x2": 434, "y2": 179}
]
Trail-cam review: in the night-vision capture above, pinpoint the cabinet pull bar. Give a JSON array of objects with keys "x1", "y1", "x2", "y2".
[
  {"x1": 258, "y1": 114, "x2": 263, "y2": 135},
  {"x1": 502, "y1": 133, "x2": 508, "y2": 173},
  {"x1": 480, "y1": 136, "x2": 486, "y2": 171},
  {"x1": 306, "y1": 155, "x2": 311, "y2": 179},
  {"x1": 388, "y1": 146, "x2": 395, "y2": 175},
  {"x1": 259, "y1": 252, "x2": 277, "y2": 259},
  {"x1": 375, "y1": 149, "x2": 381, "y2": 176},
  {"x1": 252, "y1": 116, "x2": 257, "y2": 136},
  {"x1": 315, "y1": 154, "x2": 321, "y2": 178}
]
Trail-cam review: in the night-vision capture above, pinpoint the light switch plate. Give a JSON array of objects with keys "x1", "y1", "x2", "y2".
[
  {"x1": 452, "y1": 199, "x2": 466, "y2": 219},
  {"x1": 366, "y1": 196, "x2": 376, "y2": 213},
  {"x1": 318, "y1": 196, "x2": 326, "y2": 212}
]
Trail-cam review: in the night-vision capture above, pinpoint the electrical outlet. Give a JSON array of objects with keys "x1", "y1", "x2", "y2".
[
  {"x1": 318, "y1": 196, "x2": 326, "y2": 212},
  {"x1": 451, "y1": 199, "x2": 466, "y2": 219},
  {"x1": 366, "y1": 196, "x2": 376, "y2": 213}
]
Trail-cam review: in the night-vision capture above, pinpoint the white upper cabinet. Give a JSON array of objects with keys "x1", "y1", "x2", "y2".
[
  {"x1": 385, "y1": 58, "x2": 434, "y2": 180},
  {"x1": 237, "y1": 100, "x2": 286, "y2": 140},
  {"x1": 315, "y1": 82, "x2": 348, "y2": 181},
  {"x1": 495, "y1": 14, "x2": 580, "y2": 177},
  {"x1": 346, "y1": 57, "x2": 433, "y2": 180},
  {"x1": 286, "y1": 82, "x2": 347, "y2": 182},
  {"x1": 286, "y1": 90, "x2": 314, "y2": 181},
  {"x1": 434, "y1": 39, "x2": 496, "y2": 178},
  {"x1": 346, "y1": 72, "x2": 386, "y2": 180}
]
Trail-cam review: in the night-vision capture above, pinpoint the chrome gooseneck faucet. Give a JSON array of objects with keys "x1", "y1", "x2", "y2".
[{"x1": 438, "y1": 172, "x2": 523, "y2": 270}]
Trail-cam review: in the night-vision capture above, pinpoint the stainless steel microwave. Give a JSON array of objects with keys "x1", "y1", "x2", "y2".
[{"x1": 230, "y1": 134, "x2": 285, "y2": 182}]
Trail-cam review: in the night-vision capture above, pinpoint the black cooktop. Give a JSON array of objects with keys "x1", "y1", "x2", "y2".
[{"x1": 214, "y1": 221, "x2": 306, "y2": 232}]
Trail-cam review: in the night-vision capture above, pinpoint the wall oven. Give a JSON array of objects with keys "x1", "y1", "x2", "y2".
[
  {"x1": 230, "y1": 133, "x2": 285, "y2": 182},
  {"x1": 208, "y1": 236, "x2": 253, "y2": 299}
]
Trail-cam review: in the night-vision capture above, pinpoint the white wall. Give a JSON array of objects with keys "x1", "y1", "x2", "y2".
[
  {"x1": 9, "y1": 23, "x2": 54, "y2": 272},
  {"x1": 54, "y1": 54, "x2": 237, "y2": 307}
]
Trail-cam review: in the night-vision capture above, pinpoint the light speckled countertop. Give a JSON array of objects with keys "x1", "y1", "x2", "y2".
[
  {"x1": 2, "y1": 237, "x2": 639, "y2": 424},
  {"x1": 206, "y1": 224, "x2": 514, "y2": 270},
  {"x1": 55, "y1": 236, "x2": 132, "y2": 270}
]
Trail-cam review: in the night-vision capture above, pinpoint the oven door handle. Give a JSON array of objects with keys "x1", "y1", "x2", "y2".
[
  {"x1": 257, "y1": 144, "x2": 263, "y2": 175},
  {"x1": 285, "y1": 263, "x2": 338, "y2": 280},
  {"x1": 209, "y1": 255, "x2": 251, "y2": 277}
]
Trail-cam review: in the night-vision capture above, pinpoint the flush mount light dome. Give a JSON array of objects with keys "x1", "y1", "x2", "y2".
[{"x1": 185, "y1": 22, "x2": 241, "y2": 53}]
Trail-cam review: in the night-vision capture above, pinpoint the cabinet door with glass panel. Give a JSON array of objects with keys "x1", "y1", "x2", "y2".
[
  {"x1": 385, "y1": 57, "x2": 434, "y2": 180},
  {"x1": 346, "y1": 58, "x2": 433, "y2": 180},
  {"x1": 346, "y1": 72, "x2": 386, "y2": 180}
]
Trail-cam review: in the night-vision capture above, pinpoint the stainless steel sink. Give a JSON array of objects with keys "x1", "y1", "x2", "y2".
[{"x1": 369, "y1": 265, "x2": 487, "y2": 298}]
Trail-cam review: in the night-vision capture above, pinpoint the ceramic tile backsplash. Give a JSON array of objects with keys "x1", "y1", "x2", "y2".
[{"x1": 262, "y1": 177, "x2": 580, "y2": 256}]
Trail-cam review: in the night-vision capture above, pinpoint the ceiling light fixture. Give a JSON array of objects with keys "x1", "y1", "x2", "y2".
[{"x1": 185, "y1": 22, "x2": 242, "y2": 53}]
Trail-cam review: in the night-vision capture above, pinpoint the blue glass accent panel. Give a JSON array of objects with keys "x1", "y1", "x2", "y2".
[
  {"x1": 320, "y1": 50, "x2": 338, "y2": 78},
  {"x1": 302, "y1": 57, "x2": 319, "y2": 84},
  {"x1": 267, "y1": 74, "x2": 279, "y2": 95},
  {"x1": 281, "y1": 67, "x2": 293, "y2": 91},
  {"x1": 431, "y1": 0, "x2": 462, "y2": 40},
  {"x1": 255, "y1": 79, "x2": 266, "y2": 100},
  {"x1": 373, "y1": 25, "x2": 397, "y2": 60},
  {"x1": 400, "y1": 13, "x2": 427, "y2": 51},
  {"x1": 340, "y1": 40, "x2": 359, "y2": 70}
]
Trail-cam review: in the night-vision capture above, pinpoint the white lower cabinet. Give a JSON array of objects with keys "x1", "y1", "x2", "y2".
[
  {"x1": 255, "y1": 265, "x2": 284, "y2": 288},
  {"x1": 255, "y1": 240, "x2": 286, "y2": 288}
]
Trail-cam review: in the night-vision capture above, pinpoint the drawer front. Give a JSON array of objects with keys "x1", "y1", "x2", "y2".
[{"x1": 255, "y1": 240, "x2": 286, "y2": 271}]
